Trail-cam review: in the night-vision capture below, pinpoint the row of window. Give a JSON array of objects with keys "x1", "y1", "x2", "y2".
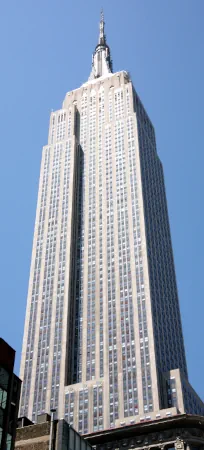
[{"x1": 65, "y1": 386, "x2": 103, "y2": 433}]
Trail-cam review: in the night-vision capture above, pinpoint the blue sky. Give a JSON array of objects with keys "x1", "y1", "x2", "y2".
[{"x1": 0, "y1": 0, "x2": 203, "y2": 400}]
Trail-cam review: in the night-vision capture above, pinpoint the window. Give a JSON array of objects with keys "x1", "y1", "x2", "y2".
[{"x1": 0, "y1": 388, "x2": 7, "y2": 409}]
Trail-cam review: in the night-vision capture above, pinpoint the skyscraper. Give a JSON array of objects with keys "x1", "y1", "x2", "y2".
[{"x1": 19, "y1": 13, "x2": 204, "y2": 433}]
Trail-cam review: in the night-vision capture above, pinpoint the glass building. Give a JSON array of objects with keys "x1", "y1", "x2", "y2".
[
  {"x1": 0, "y1": 338, "x2": 21, "y2": 450},
  {"x1": 19, "y1": 13, "x2": 204, "y2": 433}
]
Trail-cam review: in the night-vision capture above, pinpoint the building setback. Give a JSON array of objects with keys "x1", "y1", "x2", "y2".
[{"x1": 19, "y1": 13, "x2": 204, "y2": 432}]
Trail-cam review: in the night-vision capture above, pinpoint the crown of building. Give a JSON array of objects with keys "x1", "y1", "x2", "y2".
[{"x1": 89, "y1": 10, "x2": 113, "y2": 80}]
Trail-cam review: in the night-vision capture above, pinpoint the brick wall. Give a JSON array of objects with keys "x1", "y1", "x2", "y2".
[{"x1": 15, "y1": 422, "x2": 51, "y2": 450}]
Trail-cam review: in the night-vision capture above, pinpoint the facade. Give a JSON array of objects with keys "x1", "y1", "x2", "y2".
[
  {"x1": 19, "y1": 13, "x2": 204, "y2": 433},
  {"x1": 84, "y1": 414, "x2": 204, "y2": 450},
  {"x1": 15, "y1": 414, "x2": 204, "y2": 450},
  {"x1": 0, "y1": 338, "x2": 21, "y2": 450},
  {"x1": 15, "y1": 414, "x2": 92, "y2": 450}
]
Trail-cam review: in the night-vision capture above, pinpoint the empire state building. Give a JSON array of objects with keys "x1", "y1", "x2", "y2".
[{"x1": 19, "y1": 13, "x2": 204, "y2": 433}]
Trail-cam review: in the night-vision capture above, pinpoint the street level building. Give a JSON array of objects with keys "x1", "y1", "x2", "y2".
[
  {"x1": 15, "y1": 414, "x2": 204, "y2": 450},
  {"x1": 19, "y1": 13, "x2": 204, "y2": 433},
  {"x1": 15, "y1": 414, "x2": 92, "y2": 450},
  {"x1": 84, "y1": 414, "x2": 204, "y2": 450},
  {"x1": 0, "y1": 338, "x2": 21, "y2": 450}
]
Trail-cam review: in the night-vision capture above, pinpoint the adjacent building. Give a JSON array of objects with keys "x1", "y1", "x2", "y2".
[
  {"x1": 0, "y1": 338, "x2": 21, "y2": 450},
  {"x1": 19, "y1": 12, "x2": 204, "y2": 433},
  {"x1": 15, "y1": 413, "x2": 204, "y2": 450},
  {"x1": 85, "y1": 414, "x2": 204, "y2": 450},
  {"x1": 15, "y1": 414, "x2": 92, "y2": 450}
]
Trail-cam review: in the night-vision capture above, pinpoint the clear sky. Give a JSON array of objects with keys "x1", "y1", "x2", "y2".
[{"x1": 0, "y1": 0, "x2": 203, "y2": 400}]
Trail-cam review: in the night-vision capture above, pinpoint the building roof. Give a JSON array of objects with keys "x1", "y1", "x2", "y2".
[{"x1": 84, "y1": 414, "x2": 204, "y2": 445}]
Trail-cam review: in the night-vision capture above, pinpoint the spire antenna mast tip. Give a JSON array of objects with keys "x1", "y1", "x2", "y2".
[{"x1": 101, "y1": 8, "x2": 104, "y2": 22}]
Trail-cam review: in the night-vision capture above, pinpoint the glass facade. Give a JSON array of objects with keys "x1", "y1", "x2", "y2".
[
  {"x1": 0, "y1": 339, "x2": 21, "y2": 450},
  {"x1": 56, "y1": 420, "x2": 92, "y2": 450}
]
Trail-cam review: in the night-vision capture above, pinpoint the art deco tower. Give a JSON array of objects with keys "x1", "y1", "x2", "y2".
[{"x1": 19, "y1": 13, "x2": 204, "y2": 433}]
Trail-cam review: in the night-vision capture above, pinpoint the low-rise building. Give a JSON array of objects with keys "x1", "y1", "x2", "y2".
[
  {"x1": 15, "y1": 413, "x2": 204, "y2": 450},
  {"x1": 15, "y1": 414, "x2": 92, "y2": 450},
  {"x1": 84, "y1": 413, "x2": 204, "y2": 450}
]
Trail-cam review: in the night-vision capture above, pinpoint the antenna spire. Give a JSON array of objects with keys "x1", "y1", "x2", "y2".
[
  {"x1": 99, "y1": 8, "x2": 105, "y2": 44},
  {"x1": 89, "y1": 10, "x2": 113, "y2": 80}
]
